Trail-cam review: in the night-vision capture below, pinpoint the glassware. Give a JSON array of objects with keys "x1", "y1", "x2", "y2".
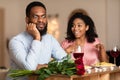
[
  {"x1": 110, "y1": 46, "x2": 120, "y2": 64},
  {"x1": 73, "y1": 46, "x2": 84, "y2": 59},
  {"x1": 73, "y1": 52, "x2": 84, "y2": 59}
]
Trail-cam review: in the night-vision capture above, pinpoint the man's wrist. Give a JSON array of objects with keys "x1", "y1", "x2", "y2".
[{"x1": 34, "y1": 36, "x2": 41, "y2": 41}]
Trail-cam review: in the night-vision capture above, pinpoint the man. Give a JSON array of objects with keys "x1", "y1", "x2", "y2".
[{"x1": 8, "y1": 1, "x2": 66, "y2": 71}]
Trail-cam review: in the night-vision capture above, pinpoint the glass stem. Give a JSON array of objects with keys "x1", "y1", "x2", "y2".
[{"x1": 114, "y1": 58, "x2": 116, "y2": 65}]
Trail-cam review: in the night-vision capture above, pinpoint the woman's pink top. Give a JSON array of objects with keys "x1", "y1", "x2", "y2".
[{"x1": 61, "y1": 38, "x2": 100, "y2": 66}]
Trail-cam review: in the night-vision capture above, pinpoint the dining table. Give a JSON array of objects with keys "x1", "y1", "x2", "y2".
[{"x1": 29, "y1": 65, "x2": 120, "y2": 80}]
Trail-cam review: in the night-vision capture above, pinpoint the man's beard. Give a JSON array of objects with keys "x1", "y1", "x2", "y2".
[{"x1": 37, "y1": 24, "x2": 47, "y2": 36}]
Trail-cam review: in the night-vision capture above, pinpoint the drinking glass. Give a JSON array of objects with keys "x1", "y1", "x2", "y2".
[
  {"x1": 110, "y1": 46, "x2": 120, "y2": 64},
  {"x1": 73, "y1": 52, "x2": 84, "y2": 59},
  {"x1": 73, "y1": 46, "x2": 84, "y2": 59}
]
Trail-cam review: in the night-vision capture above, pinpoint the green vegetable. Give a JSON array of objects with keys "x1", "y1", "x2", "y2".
[
  {"x1": 9, "y1": 69, "x2": 33, "y2": 78},
  {"x1": 9, "y1": 54, "x2": 77, "y2": 80}
]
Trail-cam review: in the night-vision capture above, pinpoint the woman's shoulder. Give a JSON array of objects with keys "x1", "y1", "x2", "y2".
[
  {"x1": 61, "y1": 39, "x2": 74, "y2": 49},
  {"x1": 61, "y1": 39, "x2": 74, "y2": 44},
  {"x1": 86, "y1": 38, "x2": 100, "y2": 45},
  {"x1": 90, "y1": 38, "x2": 101, "y2": 45},
  {"x1": 94, "y1": 38, "x2": 100, "y2": 43}
]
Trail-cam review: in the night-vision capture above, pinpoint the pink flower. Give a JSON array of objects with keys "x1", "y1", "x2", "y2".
[
  {"x1": 74, "y1": 57, "x2": 85, "y2": 75},
  {"x1": 76, "y1": 68, "x2": 85, "y2": 75},
  {"x1": 75, "y1": 58, "x2": 83, "y2": 65},
  {"x1": 76, "y1": 65, "x2": 84, "y2": 69}
]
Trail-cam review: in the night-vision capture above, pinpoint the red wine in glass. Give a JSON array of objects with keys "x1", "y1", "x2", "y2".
[
  {"x1": 73, "y1": 53, "x2": 84, "y2": 59},
  {"x1": 110, "y1": 50, "x2": 120, "y2": 64},
  {"x1": 110, "y1": 50, "x2": 119, "y2": 58}
]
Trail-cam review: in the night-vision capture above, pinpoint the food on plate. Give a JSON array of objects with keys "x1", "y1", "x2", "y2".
[
  {"x1": 84, "y1": 65, "x2": 92, "y2": 69},
  {"x1": 94, "y1": 62, "x2": 115, "y2": 67}
]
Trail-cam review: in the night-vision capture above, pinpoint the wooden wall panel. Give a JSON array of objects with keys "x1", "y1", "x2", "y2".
[{"x1": 0, "y1": 8, "x2": 5, "y2": 67}]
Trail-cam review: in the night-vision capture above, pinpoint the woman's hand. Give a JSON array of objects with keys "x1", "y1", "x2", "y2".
[
  {"x1": 65, "y1": 45, "x2": 75, "y2": 54},
  {"x1": 96, "y1": 44, "x2": 109, "y2": 62}
]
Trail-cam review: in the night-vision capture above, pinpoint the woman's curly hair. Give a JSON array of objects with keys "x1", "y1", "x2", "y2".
[{"x1": 66, "y1": 12, "x2": 98, "y2": 43}]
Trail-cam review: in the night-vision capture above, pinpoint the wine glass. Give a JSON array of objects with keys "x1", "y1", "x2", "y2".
[
  {"x1": 73, "y1": 53, "x2": 84, "y2": 59},
  {"x1": 110, "y1": 46, "x2": 120, "y2": 64},
  {"x1": 73, "y1": 46, "x2": 84, "y2": 59}
]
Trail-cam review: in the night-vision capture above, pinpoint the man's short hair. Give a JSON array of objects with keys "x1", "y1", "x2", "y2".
[{"x1": 26, "y1": 1, "x2": 46, "y2": 17}]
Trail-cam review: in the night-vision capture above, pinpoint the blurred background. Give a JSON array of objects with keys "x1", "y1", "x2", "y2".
[{"x1": 0, "y1": 0, "x2": 120, "y2": 68}]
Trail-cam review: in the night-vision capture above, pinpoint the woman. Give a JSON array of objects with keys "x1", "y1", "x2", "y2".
[{"x1": 61, "y1": 12, "x2": 108, "y2": 66}]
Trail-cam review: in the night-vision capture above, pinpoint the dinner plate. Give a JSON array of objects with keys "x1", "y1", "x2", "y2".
[
  {"x1": 84, "y1": 65, "x2": 92, "y2": 69},
  {"x1": 93, "y1": 62, "x2": 116, "y2": 67}
]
